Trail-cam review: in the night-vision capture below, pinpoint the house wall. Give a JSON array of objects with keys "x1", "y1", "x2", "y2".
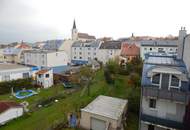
[
  {"x1": 80, "y1": 111, "x2": 118, "y2": 130},
  {"x1": 0, "y1": 68, "x2": 31, "y2": 82},
  {"x1": 97, "y1": 49, "x2": 121, "y2": 64},
  {"x1": 46, "y1": 51, "x2": 68, "y2": 67},
  {"x1": 141, "y1": 96, "x2": 186, "y2": 122},
  {"x1": 24, "y1": 51, "x2": 68, "y2": 67},
  {"x1": 140, "y1": 122, "x2": 178, "y2": 130},
  {"x1": 71, "y1": 46, "x2": 98, "y2": 62},
  {"x1": 36, "y1": 70, "x2": 53, "y2": 88},
  {"x1": 59, "y1": 40, "x2": 74, "y2": 63},
  {"x1": 183, "y1": 35, "x2": 190, "y2": 76},
  {"x1": 0, "y1": 107, "x2": 23, "y2": 124},
  {"x1": 140, "y1": 46, "x2": 177, "y2": 60}
]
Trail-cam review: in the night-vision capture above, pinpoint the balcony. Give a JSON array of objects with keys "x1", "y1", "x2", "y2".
[
  {"x1": 141, "y1": 114, "x2": 183, "y2": 129},
  {"x1": 142, "y1": 86, "x2": 190, "y2": 104}
]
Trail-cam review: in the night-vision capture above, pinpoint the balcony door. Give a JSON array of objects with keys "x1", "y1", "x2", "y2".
[{"x1": 161, "y1": 74, "x2": 170, "y2": 90}]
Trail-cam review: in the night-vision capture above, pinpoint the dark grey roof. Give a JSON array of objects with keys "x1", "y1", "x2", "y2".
[
  {"x1": 43, "y1": 40, "x2": 64, "y2": 50},
  {"x1": 99, "y1": 41, "x2": 121, "y2": 49},
  {"x1": 72, "y1": 41, "x2": 101, "y2": 48},
  {"x1": 141, "y1": 40, "x2": 178, "y2": 47}
]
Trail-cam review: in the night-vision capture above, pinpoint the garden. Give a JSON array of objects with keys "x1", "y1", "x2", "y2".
[{"x1": 0, "y1": 58, "x2": 142, "y2": 130}]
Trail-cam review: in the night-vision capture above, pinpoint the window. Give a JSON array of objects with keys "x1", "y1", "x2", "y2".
[
  {"x1": 39, "y1": 74, "x2": 42, "y2": 78},
  {"x1": 79, "y1": 52, "x2": 82, "y2": 55},
  {"x1": 74, "y1": 56, "x2": 76, "y2": 59},
  {"x1": 45, "y1": 74, "x2": 49, "y2": 78},
  {"x1": 23, "y1": 73, "x2": 29, "y2": 78},
  {"x1": 2, "y1": 75, "x2": 10, "y2": 81},
  {"x1": 74, "y1": 48, "x2": 76, "y2": 50},
  {"x1": 94, "y1": 53, "x2": 96, "y2": 55},
  {"x1": 170, "y1": 48, "x2": 173, "y2": 51},
  {"x1": 79, "y1": 57, "x2": 82, "y2": 59},
  {"x1": 150, "y1": 48, "x2": 152, "y2": 51},
  {"x1": 149, "y1": 99, "x2": 156, "y2": 109},
  {"x1": 88, "y1": 52, "x2": 91, "y2": 55},
  {"x1": 152, "y1": 74, "x2": 160, "y2": 85},
  {"x1": 88, "y1": 48, "x2": 91, "y2": 50},
  {"x1": 80, "y1": 48, "x2": 82, "y2": 50},
  {"x1": 148, "y1": 124, "x2": 154, "y2": 130},
  {"x1": 144, "y1": 48, "x2": 147, "y2": 50},
  {"x1": 158, "y1": 48, "x2": 164, "y2": 53},
  {"x1": 171, "y1": 75, "x2": 180, "y2": 87}
]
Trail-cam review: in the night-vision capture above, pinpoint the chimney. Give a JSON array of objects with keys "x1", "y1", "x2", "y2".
[{"x1": 177, "y1": 27, "x2": 187, "y2": 59}]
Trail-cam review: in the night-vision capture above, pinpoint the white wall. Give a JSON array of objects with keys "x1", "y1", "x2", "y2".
[
  {"x1": 24, "y1": 51, "x2": 68, "y2": 67},
  {"x1": 0, "y1": 107, "x2": 23, "y2": 124},
  {"x1": 46, "y1": 51, "x2": 68, "y2": 67},
  {"x1": 183, "y1": 35, "x2": 190, "y2": 76},
  {"x1": 140, "y1": 46, "x2": 177, "y2": 60},
  {"x1": 142, "y1": 96, "x2": 185, "y2": 122},
  {"x1": 97, "y1": 49, "x2": 121, "y2": 64},
  {"x1": 0, "y1": 68, "x2": 31, "y2": 82},
  {"x1": 36, "y1": 69, "x2": 53, "y2": 88}
]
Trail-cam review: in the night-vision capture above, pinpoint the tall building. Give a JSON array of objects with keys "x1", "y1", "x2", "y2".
[{"x1": 139, "y1": 28, "x2": 190, "y2": 130}]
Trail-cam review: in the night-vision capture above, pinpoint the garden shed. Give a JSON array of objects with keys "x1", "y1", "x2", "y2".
[{"x1": 80, "y1": 95, "x2": 128, "y2": 130}]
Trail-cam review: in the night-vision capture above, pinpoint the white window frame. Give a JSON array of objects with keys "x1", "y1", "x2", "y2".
[
  {"x1": 168, "y1": 74, "x2": 181, "y2": 90},
  {"x1": 151, "y1": 73, "x2": 162, "y2": 88}
]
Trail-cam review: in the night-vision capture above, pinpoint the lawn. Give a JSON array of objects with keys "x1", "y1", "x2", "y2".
[{"x1": 0, "y1": 69, "x2": 140, "y2": 130}]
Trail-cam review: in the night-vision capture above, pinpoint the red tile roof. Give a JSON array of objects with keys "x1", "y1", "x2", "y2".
[
  {"x1": 121, "y1": 43, "x2": 140, "y2": 56},
  {"x1": 36, "y1": 69, "x2": 49, "y2": 75},
  {"x1": 0, "y1": 102, "x2": 22, "y2": 113},
  {"x1": 16, "y1": 43, "x2": 31, "y2": 49}
]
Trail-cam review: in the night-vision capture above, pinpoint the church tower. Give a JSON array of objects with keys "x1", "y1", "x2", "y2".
[{"x1": 72, "y1": 19, "x2": 78, "y2": 41}]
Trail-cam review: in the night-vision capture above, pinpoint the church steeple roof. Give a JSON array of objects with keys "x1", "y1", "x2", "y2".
[{"x1": 73, "y1": 19, "x2": 76, "y2": 29}]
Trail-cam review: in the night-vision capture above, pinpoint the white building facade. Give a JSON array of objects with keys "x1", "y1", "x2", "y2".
[
  {"x1": 98, "y1": 41, "x2": 122, "y2": 64},
  {"x1": 24, "y1": 50, "x2": 68, "y2": 67},
  {"x1": 36, "y1": 69, "x2": 53, "y2": 89},
  {"x1": 0, "y1": 63, "x2": 34, "y2": 82},
  {"x1": 140, "y1": 40, "x2": 178, "y2": 60},
  {"x1": 71, "y1": 41, "x2": 101, "y2": 65}
]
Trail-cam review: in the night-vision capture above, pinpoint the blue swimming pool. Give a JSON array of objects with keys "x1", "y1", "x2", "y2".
[{"x1": 15, "y1": 90, "x2": 37, "y2": 99}]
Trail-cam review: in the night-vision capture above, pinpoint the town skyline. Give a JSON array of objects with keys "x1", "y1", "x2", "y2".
[{"x1": 0, "y1": 0, "x2": 190, "y2": 43}]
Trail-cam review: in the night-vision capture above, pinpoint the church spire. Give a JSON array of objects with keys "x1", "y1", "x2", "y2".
[{"x1": 73, "y1": 19, "x2": 76, "y2": 29}]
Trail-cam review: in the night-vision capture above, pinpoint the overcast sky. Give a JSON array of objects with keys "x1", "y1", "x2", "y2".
[{"x1": 0, "y1": 0, "x2": 190, "y2": 43}]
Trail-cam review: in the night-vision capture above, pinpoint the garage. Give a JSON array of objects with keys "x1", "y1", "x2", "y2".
[
  {"x1": 80, "y1": 95, "x2": 128, "y2": 130},
  {"x1": 91, "y1": 117, "x2": 106, "y2": 130}
]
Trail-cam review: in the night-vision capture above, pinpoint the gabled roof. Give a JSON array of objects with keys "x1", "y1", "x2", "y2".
[
  {"x1": 72, "y1": 40, "x2": 101, "y2": 47},
  {"x1": 78, "y1": 33, "x2": 96, "y2": 40},
  {"x1": 99, "y1": 41, "x2": 122, "y2": 49},
  {"x1": 141, "y1": 40, "x2": 178, "y2": 47},
  {"x1": 0, "y1": 102, "x2": 22, "y2": 113},
  {"x1": 121, "y1": 43, "x2": 140, "y2": 56},
  {"x1": 36, "y1": 69, "x2": 50, "y2": 75}
]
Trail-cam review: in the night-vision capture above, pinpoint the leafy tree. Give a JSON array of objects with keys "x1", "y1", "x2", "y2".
[
  {"x1": 79, "y1": 66, "x2": 95, "y2": 96},
  {"x1": 128, "y1": 73, "x2": 141, "y2": 88}
]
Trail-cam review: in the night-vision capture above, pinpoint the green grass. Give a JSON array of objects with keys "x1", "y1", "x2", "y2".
[{"x1": 0, "y1": 70, "x2": 140, "y2": 130}]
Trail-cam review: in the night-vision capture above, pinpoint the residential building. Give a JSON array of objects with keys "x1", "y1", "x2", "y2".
[
  {"x1": 98, "y1": 41, "x2": 122, "y2": 64},
  {"x1": 0, "y1": 63, "x2": 36, "y2": 82},
  {"x1": 140, "y1": 40, "x2": 178, "y2": 60},
  {"x1": 71, "y1": 40, "x2": 101, "y2": 65},
  {"x1": 0, "y1": 101, "x2": 24, "y2": 125},
  {"x1": 71, "y1": 20, "x2": 96, "y2": 41},
  {"x1": 80, "y1": 95, "x2": 128, "y2": 130},
  {"x1": 139, "y1": 28, "x2": 190, "y2": 130},
  {"x1": 120, "y1": 43, "x2": 140, "y2": 63},
  {"x1": 36, "y1": 68, "x2": 53, "y2": 89},
  {"x1": 23, "y1": 50, "x2": 69, "y2": 73}
]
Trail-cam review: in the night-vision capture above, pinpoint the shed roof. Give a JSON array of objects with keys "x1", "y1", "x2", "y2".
[
  {"x1": 0, "y1": 102, "x2": 22, "y2": 113},
  {"x1": 0, "y1": 63, "x2": 30, "y2": 71},
  {"x1": 81, "y1": 95, "x2": 128, "y2": 120}
]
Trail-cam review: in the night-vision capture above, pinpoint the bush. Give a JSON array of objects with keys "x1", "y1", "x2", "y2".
[{"x1": 0, "y1": 78, "x2": 34, "y2": 94}]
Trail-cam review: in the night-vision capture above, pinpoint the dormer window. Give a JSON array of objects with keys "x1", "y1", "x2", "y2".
[
  {"x1": 152, "y1": 73, "x2": 160, "y2": 85},
  {"x1": 169, "y1": 75, "x2": 181, "y2": 90}
]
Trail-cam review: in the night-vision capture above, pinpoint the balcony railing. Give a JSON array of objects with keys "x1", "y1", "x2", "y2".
[
  {"x1": 141, "y1": 114, "x2": 183, "y2": 129},
  {"x1": 142, "y1": 86, "x2": 190, "y2": 104}
]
